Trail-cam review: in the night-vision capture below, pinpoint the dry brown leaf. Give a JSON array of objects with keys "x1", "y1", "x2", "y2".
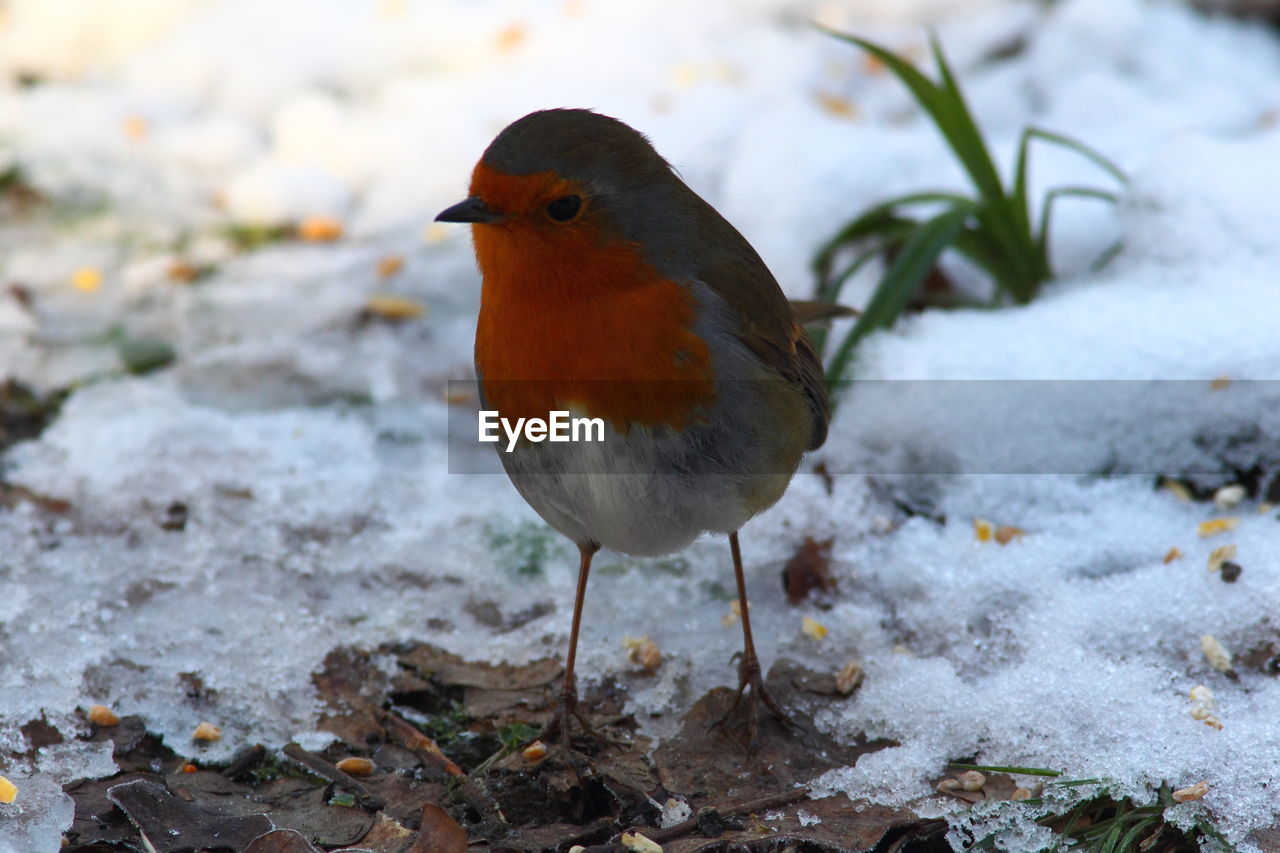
[{"x1": 409, "y1": 803, "x2": 467, "y2": 853}]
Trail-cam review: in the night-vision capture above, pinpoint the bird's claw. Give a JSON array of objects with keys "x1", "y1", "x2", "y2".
[{"x1": 710, "y1": 654, "x2": 800, "y2": 752}]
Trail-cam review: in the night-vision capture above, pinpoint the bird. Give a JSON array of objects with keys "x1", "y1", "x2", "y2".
[{"x1": 436, "y1": 108, "x2": 831, "y2": 751}]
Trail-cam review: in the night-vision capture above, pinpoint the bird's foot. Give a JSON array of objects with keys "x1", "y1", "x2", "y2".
[
  {"x1": 536, "y1": 689, "x2": 628, "y2": 760},
  {"x1": 710, "y1": 653, "x2": 800, "y2": 753}
]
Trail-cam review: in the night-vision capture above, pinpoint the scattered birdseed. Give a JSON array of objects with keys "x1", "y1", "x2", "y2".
[
  {"x1": 297, "y1": 216, "x2": 343, "y2": 242},
  {"x1": 1011, "y1": 787, "x2": 1032, "y2": 801},
  {"x1": 936, "y1": 778, "x2": 960, "y2": 793},
  {"x1": 621, "y1": 831, "x2": 663, "y2": 853},
  {"x1": 192, "y1": 721, "x2": 222, "y2": 742},
  {"x1": 1163, "y1": 546, "x2": 1183, "y2": 564},
  {"x1": 0, "y1": 776, "x2": 16, "y2": 804},
  {"x1": 1172, "y1": 781, "x2": 1210, "y2": 802},
  {"x1": 721, "y1": 599, "x2": 742, "y2": 627},
  {"x1": 994, "y1": 525, "x2": 1024, "y2": 545},
  {"x1": 835, "y1": 660, "x2": 864, "y2": 695},
  {"x1": 1209, "y1": 375, "x2": 1231, "y2": 390},
  {"x1": 1161, "y1": 478, "x2": 1192, "y2": 501},
  {"x1": 1200, "y1": 635, "x2": 1234, "y2": 676},
  {"x1": 88, "y1": 704, "x2": 119, "y2": 726},
  {"x1": 957, "y1": 770, "x2": 986, "y2": 791},
  {"x1": 365, "y1": 293, "x2": 425, "y2": 320},
  {"x1": 182, "y1": 762, "x2": 197, "y2": 773},
  {"x1": 1213, "y1": 484, "x2": 1246, "y2": 509},
  {"x1": 1188, "y1": 684, "x2": 1222, "y2": 728},
  {"x1": 973, "y1": 518, "x2": 993, "y2": 542},
  {"x1": 1198, "y1": 518, "x2": 1239, "y2": 538},
  {"x1": 71, "y1": 267, "x2": 102, "y2": 292},
  {"x1": 1207, "y1": 544, "x2": 1237, "y2": 572},
  {"x1": 376, "y1": 254, "x2": 405, "y2": 278},
  {"x1": 801, "y1": 615, "x2": 828, "y2": 641},
  {"x1": 521, "y1": 740, "x2": 548, "y2": 762},
  {"x1": 623, "y1": 635, "x2": 662, "y2": 672},
  {"x1": 336, "y1": 757, "x2": 375, "y2": 776},
  {"x1": 1220, "y1": 561, "x2": 1242, "y2": 583}
]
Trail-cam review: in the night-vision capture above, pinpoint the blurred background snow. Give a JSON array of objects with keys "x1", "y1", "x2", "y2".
[{"x1": 1, "y1": 0, "x2": 1279, "y2": 850}]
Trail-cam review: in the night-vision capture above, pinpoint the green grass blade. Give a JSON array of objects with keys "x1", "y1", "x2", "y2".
[
  {"x1": 826, "y1": 205, "x2": 971, "y2": 385},
  {"x1": 1027, "y1": 127, "x2": 1128, "y2": 186},
  {"x1": 1036, "y1": 185, "x2": 1123, "y2": 264},
  {"x1": 813, "y1": 192, "x2": 964, "y2": 276},
  {"x1": 927, "y1": 33, "x2": 1007, "y2": 203}
]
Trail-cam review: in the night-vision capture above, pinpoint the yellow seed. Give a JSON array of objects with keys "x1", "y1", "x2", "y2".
[
  {"x1": 994, "y1": 525, "x2": 1024, "y2": 545},
  {"x1": 1161, "y1": 478, "x2": 1192, "y2": 502},
  {"x1": 1213, "y1": 484, "x2": 1246, "y2": 510},
  {"x1": 88, "y1": 704, "x2": 120, "y2": 726},
  {"x1": 801, "y1": 615, "x2": 828, "y2": 641},
  {"x1": 1172, "y1": 781, "x2": 1209, "y2": 802},
  {"x1": 1197, "y1": 518, "x2": 1238, "y2": 538},
  {"x1": 0, "y1": 776, "x2": 17, "y2": 804},
  {"x1": 336, "y1": 757, "x2": 375, "y2": 777},
  {"x1": 1207, "y1": 544, "x2": 1237, "y2": 573},
  {"x1": 1189, "y1": 684, "x2": 1216, "y2": 707},
  {"x1": 621, "y1": 831, "x2": 663, "y2": 853},
  {"x1": 167, "y1": 260, "x2": 199, "y2": 282},
  {"x1": 957, "y1": 770, "x2": 985, "y2": 792},
  {"x1": 1011, "y1": 787, "x2": 1031, "y2": 801},
  {"x1": 835, "y1": 660, "x2": 864, "y2": 695},
  {"x1": 297, "y1": 216, "x2": 344, "y2": 242},
  {"x1": 1202, "y1": 715, "x2": 1224, "y2": 730},
  {"x1": 494, "y1": 22, "x2": 527, "y2": 53},
  {"x1": 669, "y1": 63, "x2": 700, "y2": 88},
  {"x1": 442, "y1": 386, "x2": 474, "y2": 406},
  {"x1": 123, "y1": 115, "x2": 149, "y2": 141},
  {"x1": 422, "y1": 222, "x2": 450, "y2": 243},
  {"x1": 521, "y1": 740, "x2": 548, "y2": 762},
  {"x1": 192, "y1": 721, "x2": 222, "y2": 742},
  {"x1": 1209, "y1": 375, "x2": 1231, "y2": 390},
  {"x1": 631, "y1": 639, "x2": 662, "y2": 672},
  {"x1": 721, "y1": 599, "x2": 742, "y2": 627},
  {"x1": 376, "y1": 254, "x2": 405, "y2": 278},
  {"x1": 1163, "y1": 546, "x2": 1183, "y2": 564},
  {"x1": 1200, "y1": 635, "x2": 1233, "y2": 674},
  {"x1": 815, "y1": 91, "x2": 857, "y2": 119},
  {"x1": 973, "y1": 518, "x2": 993, "y2": 542},
  {"x1": 72, "y1": 267, "x2": 103, "y2": 292},
  {"x1": 364, "y1": 293, "x2": 425, "y2": 320}
]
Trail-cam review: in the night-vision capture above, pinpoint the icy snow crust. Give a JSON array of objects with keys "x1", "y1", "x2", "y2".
[{"x1": 2, "y1": 0, "x2": 1279, "y2": 850}]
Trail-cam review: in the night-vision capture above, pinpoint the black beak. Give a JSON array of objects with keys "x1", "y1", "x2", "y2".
[{"x1": 435, "y1": 196, "x2": 503, "y2": 224}]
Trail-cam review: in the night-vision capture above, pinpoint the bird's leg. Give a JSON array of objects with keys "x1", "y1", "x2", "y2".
[
  {"x1": 712, "y1": 531, "x2": 798, "y2": 751},
  {"x1": 539, "y1": 542, "x2": 609, "y2": 752}
]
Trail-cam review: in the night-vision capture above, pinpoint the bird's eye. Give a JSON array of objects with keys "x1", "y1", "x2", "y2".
[{"x1": 546, "y1": 194, "x2": 582, "y2": 222}]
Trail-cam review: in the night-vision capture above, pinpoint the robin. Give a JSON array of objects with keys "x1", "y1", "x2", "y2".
[{"x1": 437, "y1": 108, "x2": 831, "y2": 750}]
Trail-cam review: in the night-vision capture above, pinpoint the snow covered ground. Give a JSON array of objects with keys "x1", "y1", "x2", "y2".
[{"x1": 2, "y1": 0, "x2": 1279, "y2": 850}]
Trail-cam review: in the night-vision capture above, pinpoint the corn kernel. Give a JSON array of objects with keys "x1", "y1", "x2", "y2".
[
  {"x1": 88, "y1": 704, "x2": 119, "y2": 726},
  {"x1": 365, "y1": 293, "x2": 425, "y2": 320},
  {"x1": 297, "y1": 216, "x2": 344, "y2": 242},
  {"x1": 336, "y1": 757, "x2": 375, "y2": 776},
  {"x1": 1197, "y1": 519, "x2": 1238, "y2": 538},
  {"x1": 1207, "y1": 544, "x2": 1237, "y2": 573},
  {"x1": 801, "y1": 615, "x2": 828, "y2": 641},
  {"x1": 0, "y1": 776, "x2": 17, "y2": 804},
  {"x1": 192, "y1": 722, "x2": 222, "y2": 742},
  {"x1": 376, "y1": 254, "x2": 404, "y2": 278},
  {"x1": 973, "y1": 518, "x2": 993, "y2": 542},
  {"x1": 621, "y1": 831, "x2": 663, "y2": 853},
  {"x1": 72, "y1": 267, "x2": 103, "y2": 292},
  {"x1": 1200, "y1": 635, "x2": 1233, "y2": 674},
  {"x1": 1163, "y1": 546, "x2": 1183, "y2": 564},
  {"x1": 1172, "y1": 781, "x2": 1209, "y2": 802},
  {"x1": 521, "y1": 740, "x2": 548, "y2": 762}
]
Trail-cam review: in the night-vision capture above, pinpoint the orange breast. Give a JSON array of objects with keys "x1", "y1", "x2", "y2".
[{"x1": 473, "y1": 216, "x2": 715, "y2": 431}]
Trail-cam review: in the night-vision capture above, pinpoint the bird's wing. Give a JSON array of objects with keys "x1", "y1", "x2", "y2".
[{"x1": 691, "y1": 203, "x2": 832, "y2": 451}]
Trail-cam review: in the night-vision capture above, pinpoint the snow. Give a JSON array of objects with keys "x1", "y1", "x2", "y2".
[{"x1": 1, "y1": 0, "x2": 1279, "y2": 851}]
